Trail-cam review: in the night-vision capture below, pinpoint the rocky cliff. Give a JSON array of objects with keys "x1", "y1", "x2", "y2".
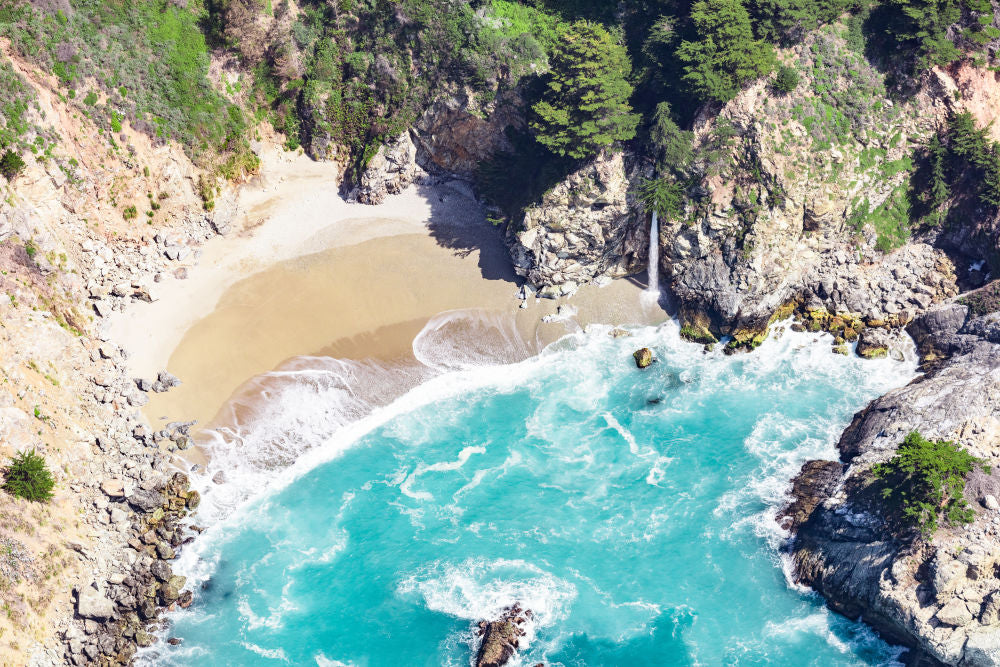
[{"x1": 785, "y1": 299, "x2": 1000, "y2": 666}]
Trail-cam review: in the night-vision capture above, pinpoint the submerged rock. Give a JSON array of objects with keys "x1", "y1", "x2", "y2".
[
  {"x1": 475, "y1": 604, "x2": 530, "y2": 667},
  {"x1": 633, "y1": 348, "x2": 654, "y2": 369}
]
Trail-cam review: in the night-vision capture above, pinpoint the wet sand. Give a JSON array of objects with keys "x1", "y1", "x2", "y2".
[{"x1": 144, "y1": 225, "x2": 664, "y2": 434}]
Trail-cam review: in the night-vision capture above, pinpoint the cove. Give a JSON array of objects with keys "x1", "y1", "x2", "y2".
[{"x1": 150, "y1": 321, "x2": 917, "y2": 666}]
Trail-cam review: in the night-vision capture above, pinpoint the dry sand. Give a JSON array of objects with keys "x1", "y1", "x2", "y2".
[{"x1": 111, "y1": 147, "x2": 668, "y2": 440}]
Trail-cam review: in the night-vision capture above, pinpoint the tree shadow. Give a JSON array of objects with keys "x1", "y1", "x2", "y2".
[{"x1": 417, "y1": 181, "x2": 522, "y2": 285}]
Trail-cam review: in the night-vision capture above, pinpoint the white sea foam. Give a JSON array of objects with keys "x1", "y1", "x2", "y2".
[
  {"x1": 398, "y1": 557, "x2": 577, "y2": 650},
  {"x1": 158, "y1": 311, "x2": 920, "y2": 665},
  {"x1": 242, "y1": 642, "x2": 290, "y2": 661},
  {"x1": 412, "y1": 308, "x2": 536, "y2": 370}
]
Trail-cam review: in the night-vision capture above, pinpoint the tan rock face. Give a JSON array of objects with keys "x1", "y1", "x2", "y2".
[{"x1": 508, "y1": 150, "x2": 650, "y2": 290}]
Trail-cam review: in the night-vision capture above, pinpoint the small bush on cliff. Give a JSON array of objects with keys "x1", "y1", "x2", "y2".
[
  {"x1": 3, "y1": 449, "x2": 55, "y2": 503},
  {"x1": 873, "y1": 431, "x2": 987, "y2": 538},
  {"x1": 0, "y1": 149, "x2": 26, "y2": 180},
  {"x1": 772, "y1": 64, "x2": 799, "y2": 94},
  {"x1": 530, "y1": 20, "x2": 639, "y2": 159}
]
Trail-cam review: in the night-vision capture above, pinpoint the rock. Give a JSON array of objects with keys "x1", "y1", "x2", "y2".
[
  {"x1": 110, "y1": 507, "x2": 127, "y2": 524},
  {"x1": 156, "y1": 371, "x2": 181, "y2": 390},
  {"x1": 632, "y1": 348, "x2": 654, "y2": 369},
  {"x1": 935, "y1": 599, "x2": 973, "y2": 627},
  {"x1": 93, "y1": 300, "x2": 112, "y2": 318},
  {"x1": 855, "y1": 327, "x2": 891, "y2": 359},
  {"x1": 475, "y1": 604, "x2": 529, "y2": 667},
  {"x1": 186, "y1": 490, "x2": 201, "y2": 509},
  {"x1": 507, "y1": 151, "x2": 648, "y2": 288},
  {"x1": 356, "y1": 131, "x2": 425, "y2": 204},
  {"x1": 963, "y1": 630, "x2": 1000, "y2": 665},
  {"x1": 778, "y1": 460, "x2": 842, "y2": 532},
  {"x1": 101, "y1": 479, "x2": 125, "y2": 498},
  {"x1": 980, "y1": 591, "x2": 1000, "y2": 625},
  {"x1": 135, "y1": 378, "x2": 152, "y2": 392},
  {"x1": 983, "y1": 494, "x2": 1000, "y2": 511},
  {"x1": 212, "y1": 471, "x2": 226, "y2": 485},
  {"x1": 160, "y1": 575, "x2": 186, "y2": 603},
  {"x1": 77, "y1": 584, "x2": 115, "y2": 620},
  {"x1": 150, "y1": 560, "x2": 172, "y2": 582},
  {"x1": 128, "y1": 489, "x2": 163, "y2": 512},
  {"x1": 933, "y1": 557, "x2": 968, "y2": 600}
]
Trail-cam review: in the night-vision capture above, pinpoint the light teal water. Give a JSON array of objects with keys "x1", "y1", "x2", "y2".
[{"x1": 153, "y1": 320, "x2": 916, "y2": 666}]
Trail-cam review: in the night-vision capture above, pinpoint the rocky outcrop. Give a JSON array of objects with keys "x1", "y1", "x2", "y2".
[
  {"x1": 633, "y1": 347, "x2": 654, "y2": 368},
  {"x1": 662, "y1": 29, "x2": 961, "y2": 345},
  {"x1": 413, "y1": 92, "x2": 523, "y2": 178},
  {"x1": 356, "y1": 90, "x2": 523, "y2": 203},
  {"x1": 787, "y1": 302, "x2": 1000, "y2": 666},
  {"x1": 63, "y1": 472, "x2": 199, "y2": 665},
  {"x1": 475, "y1": 603, "x2": 532, "y2": 667},
  {"x1": 507, "y1": 150, "x2": 651, "y2": 295},
  {"x1": 356, "y1": 131, "x2": 427, "y2": 205}
]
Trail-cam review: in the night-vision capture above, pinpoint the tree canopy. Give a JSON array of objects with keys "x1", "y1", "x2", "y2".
[
  {"x1": 530, "y1": 20, "x2": 640, "y2": 159},
  {"x1": 676, "y1": 0, "x2": 776, "y2": 104}
]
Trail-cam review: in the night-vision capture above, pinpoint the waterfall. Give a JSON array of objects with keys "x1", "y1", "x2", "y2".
[{"x1": 647, "y1": 210, "x2": 659, "y2": 296}]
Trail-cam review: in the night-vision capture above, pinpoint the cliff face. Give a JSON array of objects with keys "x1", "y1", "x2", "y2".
[
  {"x1": 786, "y1": 302, "x2": 1000, "y2": 666},
  {"x1": 506, "y1": 150, "x2": 651, "y2": 295},
  {"x1": 356, "y1": 90, "x2": 523, "y2": 204},
  {"x1": 662, "y1": 29, "x2": 961, "y2": 340}
]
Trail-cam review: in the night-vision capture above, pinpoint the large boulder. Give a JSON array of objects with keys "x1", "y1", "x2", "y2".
[{"x1": 77, "y1": 583, "x2": 115, "y2": 620}]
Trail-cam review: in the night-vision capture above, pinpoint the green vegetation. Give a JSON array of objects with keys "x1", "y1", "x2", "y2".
[
  {"x1": 873, "y1": 431, "x2": 988, "y2": 538},
  {"x1": 3, "y1": 450, "x2": 55, "y2": 503},
  {"x1": 676, "y1": 0, "x2": 776, "y2": 104},
  {"x1": 911, "y1": 111, "x2": 1000, "y2": 226},
  {"x1": 773, "y1": 64, "x2": 800, "y2": 94},
  {"x1": 637, "y1": 177, "x2": 686, "y2": 219},
  {"x1": 0, "y1": 150, "x2": 26, "y2": 181},
  {"x1": 959, "y1": 281, "x2": 1000, "y2": 315},
  {"x1": 530, "y1": 21, "x2": 639, "y2": 159},
  {"x1": 880, "y1": 0, "x2": 998, "y2": 70},
  {"x1": 1, "y1": 0, "x2": 255, "y2": 174}
]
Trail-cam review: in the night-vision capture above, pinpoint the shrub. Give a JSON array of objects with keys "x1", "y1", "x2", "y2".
[
  {"x1": 3, "y1": 449, "x2": 55, "y2": 502},
  {"x1": 773, "y1": 64, "x2": 800, "y2": 94},
  {"x1": 123, "y1": 205, "x2": 137, "y2": 220},
  {"x1": 0, "y1": 149, "x2": 25, "y2": 180},
  {"x1": 873, "y1": 431, "x2": 988, "y2": 538}
]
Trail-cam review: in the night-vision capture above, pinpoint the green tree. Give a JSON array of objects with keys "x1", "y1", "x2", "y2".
[
  {"x1": 926, "y1": 133, "x2": 949, "y2": 224},
  {"x1": 772, "y1": 64, "x2": 800, "y2": 93},
  {"x1": 530, "y1": 20, "x2": 640, "y2": 159},
  {"x1": 0, "y1": 149, "x2": 25, "y2": 180},
  {"x1": 676, "y1": 0, "x2": 776, "y2": 104},
  {"x1": 638, "y1": 177, "x2": 686, "y2": 219},
  {"x1": 883, "y1": 0, "x2": 963, "y2": 68},
  {"x1": 750, "y1": 0, "x2": 816, "y2": 44},
  {"x1": 3, "y1": 449, "x2": 55, "y2": 503},
  {"x1": 872, "y1": 431, "x2": 987, "y2": 538},
  {"x1": 650, "y1": 102, "x2": 694, "y2": 175}
]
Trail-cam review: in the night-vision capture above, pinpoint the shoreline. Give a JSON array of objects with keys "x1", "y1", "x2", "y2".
[{"x1": 128, "y1": 148, "x2": 666, "y2": 451}]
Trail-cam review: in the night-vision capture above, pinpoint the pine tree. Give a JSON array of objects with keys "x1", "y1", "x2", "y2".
[
  {"x1": 927, "y1": 133, "x2": 949, "y2": 224},
  {"x1": 675, "y1": 0, "x2": 776, "y2": 104},
  {"x1": 884, "y1": 0, "x2": 963, "y2": 67},
  {"x1": 3, "y1": 450, "x2": 55, "y2": 503},
  {"x1": 530, "y1": 21, "x2": 640, "y2": 160}
]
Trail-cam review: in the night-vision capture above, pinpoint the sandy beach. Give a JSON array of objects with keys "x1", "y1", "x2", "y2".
[{"x1": 111, "y1": 147, "x2": 667, "y2": 444}]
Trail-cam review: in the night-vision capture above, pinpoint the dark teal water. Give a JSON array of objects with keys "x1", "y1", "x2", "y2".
[{"x1": 153, "y1": 321, "x2": 915, "y2": 666}]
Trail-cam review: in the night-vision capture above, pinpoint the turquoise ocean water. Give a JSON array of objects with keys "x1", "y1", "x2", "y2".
[{"x1": 149, "y1": 316, "x2": 917, "y2": 666}]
